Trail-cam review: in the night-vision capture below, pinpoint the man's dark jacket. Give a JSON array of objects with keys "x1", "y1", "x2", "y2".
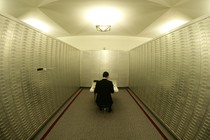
[{"x1": 94, "y1": 79, "x2": 114, "y2": 106}]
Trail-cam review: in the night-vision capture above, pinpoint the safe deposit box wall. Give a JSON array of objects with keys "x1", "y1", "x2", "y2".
[
  {"x1": 0, "y1": 13, "x2": 80, "y2": 139},
  {"x1": 129, "y1": 15, "x2": 210, "y2": 140}
]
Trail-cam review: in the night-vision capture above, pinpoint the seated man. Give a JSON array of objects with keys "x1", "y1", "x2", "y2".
[{"x1": 94, "y1": 71, "x2": 114, "y2": 112}]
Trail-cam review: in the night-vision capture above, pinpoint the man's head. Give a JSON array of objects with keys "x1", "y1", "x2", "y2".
[{"x1": 103, "y1": 71, "x2": 109, "y2": 78}]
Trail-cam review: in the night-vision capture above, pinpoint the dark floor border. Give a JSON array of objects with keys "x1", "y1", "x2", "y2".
[
  {"x1": 126, "y1": 88, "x2": 168, "y2": 140},
  {"x1": 40, "y1": 88, "x2": 83, "y2": 140}
]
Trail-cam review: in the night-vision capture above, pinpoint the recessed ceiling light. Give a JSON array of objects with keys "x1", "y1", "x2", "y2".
[{"x1": 86, "y1": 6, "x2": 123, "y2": 25}]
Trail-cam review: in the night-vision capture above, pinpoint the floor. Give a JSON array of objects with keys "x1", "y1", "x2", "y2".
[{"x1": 32, "y1": 88, "x2": 177, "y2": 140}]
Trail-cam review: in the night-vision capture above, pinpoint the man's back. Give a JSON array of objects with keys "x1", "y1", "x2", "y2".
[{"x1": 94, "y1": 79, "x2": 114, "y2": 107}]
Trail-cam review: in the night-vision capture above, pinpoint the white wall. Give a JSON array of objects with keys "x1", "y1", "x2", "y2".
[
  {"x1": 59, "y1": 35, "x2": 151, "y2": 51},
  {"x1": 80, "y1": 50, "x2": 129, "y2": 87}
]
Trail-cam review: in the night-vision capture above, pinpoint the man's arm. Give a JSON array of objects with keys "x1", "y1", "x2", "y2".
[
  {"x1": 90, "y1": 82, "x2": 96, "y2": 92},
  {"x1": 110, "y1": 82, "x2": 114, "y2": 93},
  {"x1": 94, "y1": 82, "x2": 98, "y2": 94}
]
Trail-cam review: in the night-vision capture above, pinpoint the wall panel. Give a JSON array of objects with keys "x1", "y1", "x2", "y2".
[
  {"x1": 129, "y1": 15, "x2": 210, "y2": 139},
  {"x1": 80, "y1": 50, "x2": 129, "y2": 87},
  {"x1": 0, "y1": 13, "x2": 80, "y2": 140}
]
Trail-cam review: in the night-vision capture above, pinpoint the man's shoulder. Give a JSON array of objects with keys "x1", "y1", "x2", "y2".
[
  {"x1": 107, "y1": 80, "x2": 112, "y2": 83},
  {"x1": 98, "y1": 79, "x2": 112, "y2": 83},
  {"x1": 106, "y1": 80, "x2": 113, "y2": 85},
  {"x1": 96, "y1": 80, "x2": 104, "y2": 84}
]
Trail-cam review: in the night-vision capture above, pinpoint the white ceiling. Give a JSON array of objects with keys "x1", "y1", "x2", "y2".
[{"x1": 0, "y1": 0, "x2": 210, "y2": 51}]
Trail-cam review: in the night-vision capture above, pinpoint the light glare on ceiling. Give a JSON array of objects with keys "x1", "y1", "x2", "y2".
[
  {"x1": 23, "y1": 18, "x2": 50, "y2": 32},
  {"x1": 160, "y1": 19, "x2": 187, "y2": 33},
  {"x1": 86, "y1": 6, "x2": 123, "y2": 25}
]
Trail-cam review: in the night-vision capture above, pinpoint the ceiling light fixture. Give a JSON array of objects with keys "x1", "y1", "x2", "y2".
[{"x1": 96, "y1": 25, "x2": 111, "y2": 32}]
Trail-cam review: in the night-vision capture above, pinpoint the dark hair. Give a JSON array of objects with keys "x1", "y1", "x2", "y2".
[{"x1": 103, "y1": 71, "x2": 109, "y2": 77}]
